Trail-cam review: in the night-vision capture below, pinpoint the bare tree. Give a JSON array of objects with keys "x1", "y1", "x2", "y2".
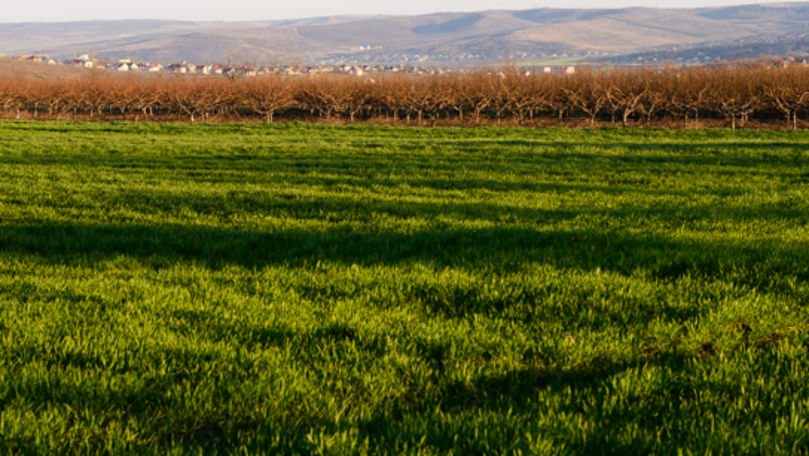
[
  {"x1": 243, "y1": 75, "x2": 290, "y2": 123},
  {"x1": 564, "y1": 70, "x2": 608, "y2": 127}
]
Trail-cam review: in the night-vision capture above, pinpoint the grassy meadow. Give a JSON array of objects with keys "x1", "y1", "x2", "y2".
[{"x1": 1, "y1": 121, "x2": 809, "y2": 454}]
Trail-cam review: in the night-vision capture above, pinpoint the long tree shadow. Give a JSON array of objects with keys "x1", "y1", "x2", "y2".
[
  {"x1": 4, "y1": 221, "x2": 804, "y2": 452},
  {"x1": 5, "y1": 140, "x2": 808, "y2": 172},
  {"x1": 1, "y1": 296, "x2": 715, "y2": 453},
  {"x1": 95, "y1": 191, "x2": 809, "y2": 226},
  {"x1": 348, "y1": 345, "x2": 755, "y2": 455},
  {"x1": 1, "y1": 222, "x2": 806, "y2": 291},
  {"x1": 3, "y1": 317, "x2": 783, "y2": 453}
]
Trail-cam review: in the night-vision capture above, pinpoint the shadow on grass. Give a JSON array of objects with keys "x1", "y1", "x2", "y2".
[
  {"x1": 94, "y1": 190, "x2": 809, "y2": 226},
  {"x1": 1, "y1": 222, "x2": 806, "y2": 289},
  {"x1": 3, "y1": 303, "x2": 714, "y2": 454},
  {"x1": 5, "y1": 139, "x2": 808, "y2": 172},
  {"x1": 4, "y1": 219, "x2": 802, "y2": 451},
  {"x1": 355, "y1": 352, "x2": 696, "y2": 454}
]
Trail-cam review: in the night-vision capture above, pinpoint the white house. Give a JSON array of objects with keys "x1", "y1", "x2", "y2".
[{"x1": 116, "y1": 62, "x2": 138, "y2": 72}]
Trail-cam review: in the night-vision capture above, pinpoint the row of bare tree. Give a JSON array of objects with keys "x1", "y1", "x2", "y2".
[{"x1": 2, "y1": 64, "x2": 809, "y2": 128}]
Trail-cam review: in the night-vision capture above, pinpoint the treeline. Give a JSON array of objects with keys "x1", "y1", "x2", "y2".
[{"x1": 2, "y1": 63, "x2": 809, "y2": 128}]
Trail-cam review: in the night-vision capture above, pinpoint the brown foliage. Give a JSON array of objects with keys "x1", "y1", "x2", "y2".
[{"x1": 3, "y1": 63, "x2": 809, "y2": 129}]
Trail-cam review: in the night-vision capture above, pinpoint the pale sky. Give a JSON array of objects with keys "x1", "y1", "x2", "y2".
[{"x1": 2, "y1": 0, "x2": 804, "y2": 23}]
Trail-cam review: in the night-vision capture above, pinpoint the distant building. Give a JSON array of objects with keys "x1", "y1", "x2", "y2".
[
  {"x1": 15, "y1": 53, "x2": 50, "y2": 63},
  {"x1": 63, "y1": 54, "x2": 94, "y2": 68},
  {"x1": 115, "y1": 61, "x2": 138, "y2": 72},
  {"x1": 78, "y1": 55, "x2": 94, "y2": 68},
  {"x1": 167, "y1": 62, "x2": 189, "y2": 73}
]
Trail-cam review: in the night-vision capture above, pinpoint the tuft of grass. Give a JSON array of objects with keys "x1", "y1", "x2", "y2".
[{"x1": 1, "y1": 121, "x2": 809, "y2": 454}]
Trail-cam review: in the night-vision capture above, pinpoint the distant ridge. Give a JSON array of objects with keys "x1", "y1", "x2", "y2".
[{"x1": 2, "y1": 3, "x2": 809, "y2": 65}]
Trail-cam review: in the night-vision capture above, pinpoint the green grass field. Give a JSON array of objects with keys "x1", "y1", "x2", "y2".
[{"x1": 1, "y1": 121, "x2": 809, "y2": 454}]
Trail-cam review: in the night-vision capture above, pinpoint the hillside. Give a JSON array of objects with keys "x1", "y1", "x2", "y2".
[
  {"x1": 0, "y1": 56, "x2": 96, "y2": 78},
  {"x1": 1, "y1": 3, "x2": 809, "y2": 65}
]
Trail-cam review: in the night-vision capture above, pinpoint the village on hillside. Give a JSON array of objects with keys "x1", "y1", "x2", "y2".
[
  {"x1": 12, "y1": 51, "x2": 809, "y2": 79},
  {"x1": 11, "y1": 53, "x2": 583, "y2": 77}
]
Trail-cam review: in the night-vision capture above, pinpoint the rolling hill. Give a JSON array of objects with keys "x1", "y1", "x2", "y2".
[{"x1": 1, "y1": 3, "x2": 809, "y2": 65}]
